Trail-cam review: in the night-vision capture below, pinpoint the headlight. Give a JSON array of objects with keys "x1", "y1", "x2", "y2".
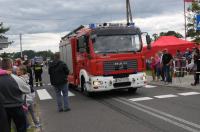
[
  {"x1": 143, "y1": 73, "x2": 146, "y2": 80},
  {"x1": 93, "y1": 81, "x2": 103, "y2": 86},
  {"x1": 140, "y1": 73, "x2": 146, "y2": 80}
]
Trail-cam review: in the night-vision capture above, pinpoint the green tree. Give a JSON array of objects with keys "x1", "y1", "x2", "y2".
[
  {"x1": 13, "y1": 52, "x2": 21, "y2": 59},
  {"x1": 10, "y1": 50, "x2": 54, "y2": 60},
  {"x1": 36, "y1": 50, "x2": 54, "y2": 60},
  {"x1": 0, "y1": 22, "x2": 9, "y2": 34},
  {"x1": 22, "y1": 50, "x2": 36, "y2": 59},
  {"x1": 0, "y1": 52, "x2": 9, "y2": 58},
  {"x1": 187, "y1": 1, "x2": 200, "y2": 43},
  {"x1": 159, "y1": 31, "x2": 183, "y2": 38},
  {"x1": 1, "y1": 50, "x2": 55, "y2": 60}
]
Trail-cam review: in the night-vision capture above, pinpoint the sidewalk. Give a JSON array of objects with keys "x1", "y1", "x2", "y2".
[{"x1": 147, "y1": 75, "x2": 200, "y2": 90}]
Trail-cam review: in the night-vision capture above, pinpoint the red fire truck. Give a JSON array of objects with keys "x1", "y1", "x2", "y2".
[{"x1": 59, "y1": 23, "x2": 151, "y2": 95}]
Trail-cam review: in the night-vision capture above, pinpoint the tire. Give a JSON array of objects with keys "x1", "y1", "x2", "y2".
[
  {"x1": 128, "y1": 88, "x2": 138, "y2": 93},
  {"x1": 81, "y1": 79, "x2": 85, "y2": 92},
  {"x1": 81, "y1": 79, "x2": 93, "y2": 97}
]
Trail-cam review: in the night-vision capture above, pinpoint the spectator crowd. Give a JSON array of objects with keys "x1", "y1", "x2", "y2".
[
  {"x1": 0, "y1": 58, "x2": 42, "y2": 132},
  {"x1": 0, "y1": 53, "x2": 70, "y2": 132},
  {"x1": 148, "y1": 47, "x2": 200, "y2": 86}
]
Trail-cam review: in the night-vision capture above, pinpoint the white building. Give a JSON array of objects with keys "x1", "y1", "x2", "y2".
[{"x1": 0, "y1": 35, "x2": 11, "y2": 50}]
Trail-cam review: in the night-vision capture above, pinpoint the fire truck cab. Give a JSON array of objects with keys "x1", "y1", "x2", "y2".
[{"x1": 60, "y1": 23, "x2": 150, "y2": 94}]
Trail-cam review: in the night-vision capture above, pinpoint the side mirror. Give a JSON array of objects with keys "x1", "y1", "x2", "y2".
[
  {"x1": 146, "y1": 34, "x2": 151, "y2": 45},
  {"x1": 146, "y1": 34, "x2": 151, "y2": 49},
  {"x1": 90, "y1": 34, "x2": 97, "y2": 43}
]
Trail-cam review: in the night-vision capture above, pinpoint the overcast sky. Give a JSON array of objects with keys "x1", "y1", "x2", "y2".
[{"x1": 0, "y1": 0, "x2": 187, "y2": 53}]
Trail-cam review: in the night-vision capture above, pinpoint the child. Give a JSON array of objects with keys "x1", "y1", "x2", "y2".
[
  {"x1": 150, "y1": 57, "x2": 156, "y2": 81},
  {"x1": 16, "y1": 65, "x2": 41, "y2": 128},
  {"x1": 155, "y1": 53, "x2": 161, "y2": 81}
]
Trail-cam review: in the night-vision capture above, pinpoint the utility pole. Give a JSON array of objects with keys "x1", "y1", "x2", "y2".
[
  {"x1": 20, "y1": 33, "x2": 23, "y2": 58},
  {"x1": 126, "y1": 0, "x2": 133, "y2": 24},
  {"x1": 184, "y1": 1, "x2": 187, "y2": 40}
]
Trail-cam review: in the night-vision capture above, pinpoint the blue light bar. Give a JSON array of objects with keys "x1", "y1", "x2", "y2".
[
  {"x1": 89, "y1": 23, "x2": 133, "y2": 29},
  {"x1": 89, "y1": 23, "x2": 96, "y2": 29}
]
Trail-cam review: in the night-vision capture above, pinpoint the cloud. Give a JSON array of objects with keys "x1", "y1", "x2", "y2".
[
  {"x1": 1, "y1": 12, "x2": 185, "y2": 54},
  {"x1": 1, "y1": 32, "x2": 67, "y2": 53},
  {"x1": 0, "y1": 0, "x2": 184, "y2": 33},
  {"x1": 0, "y1": 0, "x2": 187, "y2": 53}
]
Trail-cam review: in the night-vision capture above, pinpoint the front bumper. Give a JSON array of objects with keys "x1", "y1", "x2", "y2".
[{"x1": 86, "y1": 72, "x2": 146, "y2": 92}]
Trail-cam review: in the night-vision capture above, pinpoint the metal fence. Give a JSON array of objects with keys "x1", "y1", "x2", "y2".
[{"x1": 173, "y1": 57, "x2": 188, "y2": 77}]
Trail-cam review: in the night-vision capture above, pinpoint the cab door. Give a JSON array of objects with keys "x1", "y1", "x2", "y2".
[{"x1": 76, "y1": 35, "x2": 90, "y2": 78}]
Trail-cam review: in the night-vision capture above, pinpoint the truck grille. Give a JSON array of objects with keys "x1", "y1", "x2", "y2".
[{"x1": 104, "y1": 60, "x2": 138, "y2": 73}]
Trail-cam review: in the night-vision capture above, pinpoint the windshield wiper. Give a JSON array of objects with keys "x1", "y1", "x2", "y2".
[
  {"x1": 95, "y1": 51, "x2": 108, "y2": 54},
  {"x1": 105, "y1": 49, "x2": 118, "y2": 53},
  {"x1": 119, "y1": 48, "x2": 137, "y2": 52}
]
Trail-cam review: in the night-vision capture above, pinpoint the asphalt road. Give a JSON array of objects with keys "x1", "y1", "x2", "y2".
[{"x1": 35, "y1": 67, "x2": 200, "y2": 132}]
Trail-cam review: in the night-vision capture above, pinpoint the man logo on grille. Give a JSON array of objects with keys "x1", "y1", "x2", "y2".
[{"x1": 114, "y1": 62, "x2": 128, "y2": 70}]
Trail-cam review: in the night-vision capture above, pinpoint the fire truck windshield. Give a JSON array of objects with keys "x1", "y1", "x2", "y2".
[{"x1": 93, "y1": 35, "x2": 141, "y2": 54}]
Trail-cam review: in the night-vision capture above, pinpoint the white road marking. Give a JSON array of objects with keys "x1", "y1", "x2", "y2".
[
  {"x1": 68, "y1": 91, "x2": 75, "y2": 97},
  {"x1": 178, "y1": 92, "x2": 200, "y2": 96},
  {"x1": 61, "y1": 91, "x2": 75, "y2": 97},
  {"x1": 37, "y1": 89, "x2": 52, "y2": 100},
  {"x1": 34, "y1": 84, "x2": 51, "y2": 87},
  {"x1": 144, "y1": 85, "x2": 157, "y2": 88},
  {"x1": 154, "y1": 94, "x2": 178, "y2": 99},
  {"x1": 129, "y1": 97, "x2": 153, "y2": 102},
  {"x1": 115, "y1": 98, "x2": 200, "y2": 132}
]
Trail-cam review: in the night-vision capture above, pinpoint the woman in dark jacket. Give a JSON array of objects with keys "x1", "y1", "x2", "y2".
[{"x1": 0, "y1": 93, "x2": 9, "y2": 132}]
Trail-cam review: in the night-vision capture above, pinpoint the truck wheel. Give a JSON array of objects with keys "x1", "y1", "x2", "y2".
[
  {"x1": 83, "y1": 83, "x2": 93, "y2": 97},
  {"x1": 81, "y1": 79, "x2": 85, "y2": 92},
  {"x1": 81, "y1": 79, "x2": 92, "y2": 97},
  {"x1": 128, "y1": 88, "x2": 137, "y2": 93}
]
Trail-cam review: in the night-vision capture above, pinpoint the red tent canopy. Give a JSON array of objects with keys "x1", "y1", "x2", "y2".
[{"x1": 142, "y1": 36, "x2": 196, "y2": 59}]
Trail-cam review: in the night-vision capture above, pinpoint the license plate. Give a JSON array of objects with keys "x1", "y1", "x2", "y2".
[{"x1": 115, "y1": 78, "x2": 129, "y2": 83}]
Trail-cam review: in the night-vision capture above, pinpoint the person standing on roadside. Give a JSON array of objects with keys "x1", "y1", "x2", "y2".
[
  {"x1": 13, "y1": 58, "x2": 22, "y2": 74},
  {"x1": 184, "y1": 48, "x2": 192, "y2": 63},
  {"x1": 0, "y1": 58, "x2": 30, "y2": 132},
  {"x1": 150, "y1": 56, "x2": 156, "y2": 81},
  {"x1": 0, "y1": 92, "x2": 9, "y2": 132},
  {"x1": 48, "y1": 53, "x2": 70, "y2": 112},
  {"x1": 155, "y1": 52, "x2": 161, "y2": 81},
  {"x1": 160, "y1": 50, "x2": 165, "y2": 81},
  {"x1": 0, "y1": 60, "x2": 9, "y2": 132},
  {"x1": 162, "y1": 49, "x2": 173, "y2": 84},
  {"x1": 33, "y1": 62, "x2": 43, "y2": 87},
  {"x1": 191, "y1": 48, "x2": 200, "y2": 86},
  {"x1": 23, "y1": 60, "x2": 34, "y2": 89},
  {"x1": 16, "y1": 65, "x2": 41, "y2": 128},
  {"x1": 175, "y1": 50, "x2": 183, "y2": 58}
]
